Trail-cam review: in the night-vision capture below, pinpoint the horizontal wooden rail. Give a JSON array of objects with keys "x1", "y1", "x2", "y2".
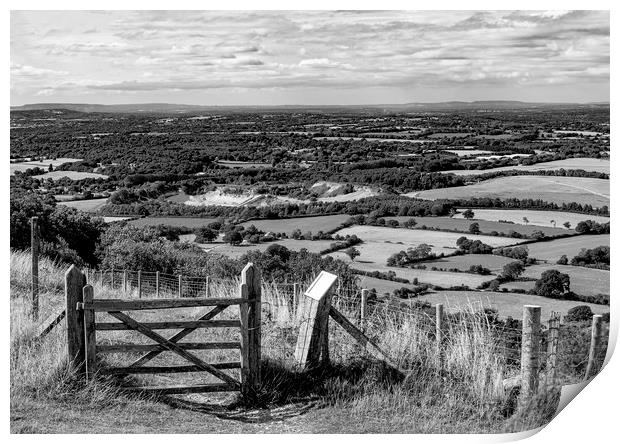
[
  {"x1": 122, "y1": 383, "x2": 237, "y2": 395},
  {"x1": 97, "y1": 342, "x2": 241, "y2": 353},
  {"x1": 99, "y1": 362, "x2": 241, "y2": 375},
  {"x1": 83, "y1": 298, "x2": 249, "y2": 311},
  {"x1": 95, "y1": 320, "x2": 241, "y2": 331}
]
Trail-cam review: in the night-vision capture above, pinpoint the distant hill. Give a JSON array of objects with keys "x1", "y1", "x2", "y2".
[{"x1": 11, "y1": 101, "x2": 609, "y2": 114}]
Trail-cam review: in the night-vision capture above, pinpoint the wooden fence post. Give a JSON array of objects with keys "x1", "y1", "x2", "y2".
[
  {"x1": 585, "y1": 314, "x2": 603, "y2": 380},
  {"x1": 137, "y1": 270, "x2": 142, "y2": 298},
  {"x1": 205, "y1": 275, "x2": 210, "y2": 298},
  {"x1": 65, "y1": 265, "x2": 87, "y2": 373},
  {"x1": 436, "y1": 303, "x2": 444, "y2": 367},
  {"x1": 178, "y1": 274, "x2": 183, "y2": 298},
  {"x1": 83, "y1": 284, "x2": 97, "y2": 380},
  {"x1": 294, "y1": 271, "x2": 338, "y2": 370},
  {"x1": 360, "y1": 288, "x2": 368, "y2": 329},
  {"x1": 546, "y1": 312, "x2": 560, "y2": 386},
  {"x1": 123, "y1": 269, "x2": 127, "y2": 294},
  {"x1": 293, "y1": 282, "x2": 300, "y2": 312},
  {"x1": 156, "y1": 271, "x2": 160, "y2": 297},
  {"x1": 520, "y1": 305, "x2": 541, "y2": 406},
  {"x1": 31, "y1": 216, "x2": 39, "y2": 320},
  {"x1": 239, "y1": 263, "x2": 262, "y2": 397}
]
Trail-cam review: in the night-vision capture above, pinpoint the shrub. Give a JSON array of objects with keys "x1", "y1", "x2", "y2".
[{"x1": 564, "y1": 306, "x2": 594, "y2": 323}]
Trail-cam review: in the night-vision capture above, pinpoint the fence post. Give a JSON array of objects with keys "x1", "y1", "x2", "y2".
[
  {"x1": 585, "y1": 314, "x2": 603, "y2": 380},
  {"x1": 82, "y1": 284, "x2": 97, "y2": 380},
  {"x1": 546, "y1": 312, "x2": 560, "y2": 386},
  {"x1": 31, "y1": 216, "x2": 39, "y2": 320},
  {"x1": 123, "y1": 269, "x2": 127, "y2": 294},
  {"x1": 110, "y1": 268, "x2": 115, "y2": 288},
  {"x1": 360, "y1": 288, "x2": 368, "y2": 329},
  {"x1": 178, "y1": 274, "x2": 183, "y2": 298},
  {"x1": 520, "y1": 305, "x2": 541, "y2": 406},
  {"x1": 205, "y1": 275, "x2": 210, "y2": 298},
  {"x1": 436, "y1": 303, "x2": 444, "y2": 368},
  {"x1": 137, "y1": 270, "x2": 142, "y2": 298},
  {"x1": 294, "y1": 271, "x2": 338, "y2": 369},
  {"x1": 239, "y1": 263, "x2": 262, "y2": 397},
  {"x1": 293, "y1": 282, "x2": 300, "y2": 313},
  {"x1": 65, "y1": 265, "x2": 87, "y2": 374},
  {"x1": 156, "y1": 271, "x2": 160, "y2": 297}
]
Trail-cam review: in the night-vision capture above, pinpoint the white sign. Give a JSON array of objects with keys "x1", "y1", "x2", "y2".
[{"x1": 304, "y1": 271, "x2": 338, "y2": 301}]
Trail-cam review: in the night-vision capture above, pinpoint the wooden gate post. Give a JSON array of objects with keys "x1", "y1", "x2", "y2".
[
  {"x1": 585, "y1": 314, "x2": 603, "y2": 380},
  {"x1": 294, "y1": 271, "x2": 338, "y2": 370},
  {"x1": 137, "y1": 270, "x2": 142, "y2": 298},
  {"x1": 239, "y1": 263, "x2": 262, "y2": 397},
  {"x1": 520, "y1": 305, "x2": 541, "y2": 406},
  {"x1": 83, "y1": 284, "x2": 97, "y2": 380},
  {"x1": 65, "y1": 265, "x2": 87, "y2": 373},
  {"x1": 546, "y1": 312, "x2": 560, "y2": 386},
  {"x1": 360, "y1": 288, "x2": 369, "y2": 329},
  {"x1": 178, "y1": 274, "x2": 183, "y2": 298},
  {"x1": 31, "y1": 216, "x2": 39, "y2": 320}
]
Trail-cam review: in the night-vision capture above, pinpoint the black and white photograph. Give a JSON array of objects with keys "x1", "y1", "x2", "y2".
[{"x1": 8, "y1": 4, "x2": 613, "y2": 436}]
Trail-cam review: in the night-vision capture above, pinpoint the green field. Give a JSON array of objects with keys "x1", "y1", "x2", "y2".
[
  {"x1": 128, "y1": 217, "x2": 220, "y2": 228},
  {"x1": 418, "y1": 291, "x2": 610, "y2": 320},
  {"x1": 439, "y1": 157, "x2": 610, "y2": 176},
  {"x1": 452, "y1": 209, "x2": 609, "y2": 229},
  {"x1": 410, "y1": 176, "x2": 609, "y2": 208},
  {"x1": 240, "y1": 214, "x2": 351, "y2": 235},
  {"x1": 33, "y1": 171, "x2": 108, "y2": 180},
  {"x1": 385, "y1": 216, "x2": 568, "y2": 237},
  {"x1": 200, "y1": 239, "x2": 335, "y2": 259},
  {"x1": 525, "y1": 234, "x2": 610, "y2": 263},
  {"x1": 418, "y1": 254, "x2": 516, "y2": 273},
  {"x1": 10, "y1": 157, "x2": 83, "y2": 174},
  {"x1": 57, "y1": 198, "x2": 109, "y2": 212},
  {"x1": 501, "y1": 264, "x2": 609, "y2": 296}
]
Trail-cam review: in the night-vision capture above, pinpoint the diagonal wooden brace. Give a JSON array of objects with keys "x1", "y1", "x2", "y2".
[
  {"x1": 108, "y1": 311, "x2": 240, "y2": 388},
  {"x1": 129, "y1": 305, "x2": 227, "y2": 367}
]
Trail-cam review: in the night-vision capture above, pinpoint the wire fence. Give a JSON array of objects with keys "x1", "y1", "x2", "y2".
[{"x1": 34, "y1": 267, "x2": 608, "y2": 386}]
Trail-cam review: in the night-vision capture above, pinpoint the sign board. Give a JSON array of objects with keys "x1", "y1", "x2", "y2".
[{"x1": 304, "y1": 271, "x2": 338, "y2": 301}]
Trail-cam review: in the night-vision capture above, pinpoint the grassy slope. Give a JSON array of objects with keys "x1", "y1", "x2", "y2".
[{"x1": 10, "y1": 250, "x2": 560, "y2": 434}]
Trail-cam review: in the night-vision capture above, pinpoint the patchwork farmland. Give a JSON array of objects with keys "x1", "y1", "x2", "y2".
[
  {"x1": 439, "y1": 157, "x2": 610, "y2": 175},
  {"x1": 452, "y1": 209, "x2": 610, "y2": 229}
]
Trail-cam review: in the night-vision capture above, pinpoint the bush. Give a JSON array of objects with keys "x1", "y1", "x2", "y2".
[{"x1": 564, "y1": 305, "x2": 595, "y2": 323}]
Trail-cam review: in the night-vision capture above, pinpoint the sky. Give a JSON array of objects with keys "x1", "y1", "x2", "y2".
[{"x1": 10, "y1": 10, "x2": 610, "y2": 106}]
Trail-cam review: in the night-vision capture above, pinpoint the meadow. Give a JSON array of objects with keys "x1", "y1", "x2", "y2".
[
  {"x1": 417, "y1": 254, "x2": 516, "y2": 273},
  {"x1": 10, "y1": 157, "x2": 83, "y2": 174},
  {"x1": 201, "y1": 239, "x2": 335, "y2": 259},
  {"x1": 33, "y1": 171, "x2": 109, "y2": 180},
  {"x1": 240, "y1": 214, "x2": 351, "y2": 235},
  {"x1": 57, "y1": 198, "x2": 109, "y2": 213},
  {"x1": 452, "y1": 209, "x2": 609, "y2": 229},
  {"x1": 524, "y1": 234, "x2": 610, "y2": 263},
  {"x1": 438, "y1": 158, "x2": 610, "y2": 176},
  {"x1": 410, "y1": 176, "x2": 610, "y2": 208},
  {"x1": 128, "y1": 216, "x2": 221, "y2": 229},
  {"x1": 385, "y1": 216, "x2": 568, "y2": 237},
  {"x1": 500, "y1": 264, "x2": 609, "y2": 297}
]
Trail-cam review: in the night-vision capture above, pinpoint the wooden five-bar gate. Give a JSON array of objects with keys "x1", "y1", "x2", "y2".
[{"x1": 66, "y1": 263, "x2": 261, "y2": 397}]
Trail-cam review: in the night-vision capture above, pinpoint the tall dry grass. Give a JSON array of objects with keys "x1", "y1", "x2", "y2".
[{"x1": 10, "y1": 249, "x2": 556, "y2": 432}]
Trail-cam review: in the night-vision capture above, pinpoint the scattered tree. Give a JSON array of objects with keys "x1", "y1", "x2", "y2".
[{"x1": 462, "y1": 209, "x2": 475, "y2": 220}]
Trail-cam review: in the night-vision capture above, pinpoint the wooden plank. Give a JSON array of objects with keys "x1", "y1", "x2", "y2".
[
  {"x1": 96, "y1": 319, "x2": 240, "y2": 331},
  {"x1": 86, "y1": 298, "x2": 248, "y2": 311},
  {"x1": 107, "y1": 311, "x2": 241, "y2": 388},
  {"x1": 122, "y1": 383, "x2": 236, "y2": 395},
  {"x1": 33, "y1": 308, "x2": 66, "y2": 341},
  {"x1": 328, "y1": 306, "x2": 401, "y2": 372},
  {"x1": 585, "y1": 314, "x2": 603, "y2": 380},
  {"x1": 520, "y1": 305, "x2": 541, "y2": 407},
  {"x1": 99, "y1": 362, "x2": 241, "y2": 375},
  {"x1": 129, "y1": 305, "x2": 227, "y2": 367},
  {"x1": 239, "y1": 263, "x2": 262, "y2": 396},
  {"x1": 65, "y1": 265, "x2": 86, "y2": 373},
  {"x1": 83, "y1": 285, "x2": 97, "y2": 380},
  {"x1": 98, "y1": 342, "x2": 241, "y2": 353}
]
